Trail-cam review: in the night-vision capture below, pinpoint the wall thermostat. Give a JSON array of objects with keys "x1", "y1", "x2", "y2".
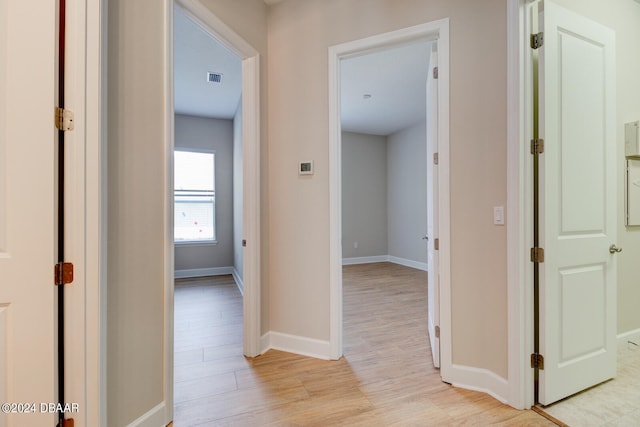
[{"x1": 299, "y1": 161, "x2": 314, "y2": 175}]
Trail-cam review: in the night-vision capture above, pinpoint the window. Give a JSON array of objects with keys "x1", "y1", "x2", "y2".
[{"x1": 174, "y1": 150, "x2": 215, "y2": 243}]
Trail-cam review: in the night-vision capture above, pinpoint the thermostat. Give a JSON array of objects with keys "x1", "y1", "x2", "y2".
[{"x1": 299, "y1": 161, "x2": 314, "y2": 175}]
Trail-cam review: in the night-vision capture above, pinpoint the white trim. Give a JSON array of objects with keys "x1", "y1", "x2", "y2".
[
  {"x1": 263, "y1": 332, "x2": 332, "y2": 360},
  {"x1": 342, "y1": 256, "x2": 388, "y2": 265},
  {"x1": 260, "y1": 333, "x2": 270, "y2": 355},
  {"x1": 329, "y1": 19, "x2": 451, "y2": 368},
  {"x1": 507, "y1": 0, "x2": 533, "y2": 410},
  {"x1": 174, "y1": 0, "x2": 262, "y2": 359},
  {"x1": 449, "y1": 365, "x2": 509, "y2": 405},
  {"x1": 174, "y1": 266, "x2": 234, "y2": 279},
  {"x1": 342, "y1": 255, "x2": 428, "y2": 271},
  {"x1": 232, "y1": 268, "x2": 244, "y2": 295},
  {"x1": 617, "y1": 328, "x2": 640, "y2": 347},
  {"x1": 387, "y1": 256, "x2": 428, "y2": 272},
  {"x1": 126, "y1": 402, "x2": 167, "y2": 427}
]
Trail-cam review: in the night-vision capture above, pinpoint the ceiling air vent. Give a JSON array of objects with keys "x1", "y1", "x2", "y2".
[{"x1": 207, "y1": 72, "x2": 223, "y2": 83}]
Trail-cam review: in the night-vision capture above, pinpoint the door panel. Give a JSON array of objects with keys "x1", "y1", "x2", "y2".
[
  {"x1": 426, "y1": 45, "x2": 440, "y2": 368},
  {"x1": 0, "y1": 0, "x2": 57, "y2": 425},
  {"x1": 538, "y1": 0, "x2": 616, "y2": 405}
]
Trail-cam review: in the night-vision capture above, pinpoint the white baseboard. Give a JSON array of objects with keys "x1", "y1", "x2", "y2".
[
  {"x1": 126, "y1": 402, "x2": 166, "y2": 427},
  {"x1": 260, "y1": 331, "x2": 332, "y2": 360},
  {"x1": 174, "y1": 266, "x2": 233, "y2": 279},
  {"x1": 232, "y1": 268, "x2": 244, "y2": 296},
  {"x1": 342, "y1": 255, "x2": 389, "y2": 265},
  {"x1": 387, "y1": 256, "x2": 428, "y2": 271},
  {"x1": 342, "y1": 255, "x2": 428, "y2": 271},
  {"x1": 448, "y1": 364, "x2": 509, "y2": 404},
  {"x1": 617, "y1": 328, "x2": 640, "y2": 348}
]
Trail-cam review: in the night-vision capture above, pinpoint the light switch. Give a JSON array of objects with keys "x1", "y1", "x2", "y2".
[{"x1": 493, "y1": 206, "x2": 505, "y2": 225}]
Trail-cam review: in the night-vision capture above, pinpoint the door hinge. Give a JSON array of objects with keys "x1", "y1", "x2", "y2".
[
  {"x1": 54, "y1": 262, "x2": 74, "y2": 286},
  {"x1": 530, "y1": 32, "x2": 544, "y2": 49},
  {"x1": 434, "y1": 152, "x2": 439, "y2": 165},
  {"x1": 530, "y1": 247, "x2": 545, "y2": 263},
  {"x1": 433, "y1": 66, "x2": 439, "y2": 79},
  {"x1": 434, "y1": 238, "x2": 439, "y2": 250},
  {"x1": 435, "y1": 325, "x2": 440, "y2": 338},
  {"x1": 530, "y1": 353, "x2": 545, "y2": 370},
  {"x1": 530, "y1": 138, "x2": 544, "y2": 155},
  {"x1": 55, "y1": 107, "x2": 74, "y2": 131},
  {"x1": 242, "y1": 239, "x2": 247, "y2": 247}
]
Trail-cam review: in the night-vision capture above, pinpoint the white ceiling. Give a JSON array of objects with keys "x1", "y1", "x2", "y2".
[
  {"x1": 340, "y1": 40, "x2": 432, "y2": 136},
  {"x1": 174, "y1": 5, "x2": 431, "y2": 135},
  {"x1": 174, "y1": 6, "x2": 242, "y2": 119}
]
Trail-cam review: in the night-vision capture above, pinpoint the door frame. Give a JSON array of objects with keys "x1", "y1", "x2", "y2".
[
  {"x1": 327, "y1": 19, "x2": 451, "y2": 374},
  {"x1": 505, "y1": 0, "x2": 545, "y2": 410},
  {"x1": 174, "y1": 0, "x2": 263, "y2": 359}
]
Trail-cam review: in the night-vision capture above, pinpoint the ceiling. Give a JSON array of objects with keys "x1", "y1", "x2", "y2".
[
  {"x1": 174, "y1": 6, "x2": 431, "y2": 135},
  {"x1": 174, "y1": 6, "x2": 242, "y2": 119},
  {"x1": 340, "y1": 41, "x2": 433, "y2": 136}
]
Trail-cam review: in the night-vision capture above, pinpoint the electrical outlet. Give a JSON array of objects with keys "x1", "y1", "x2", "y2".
[
  {"x1": 493, "y1": 206, "x2": 505, "y2": 225},
  {"x1": 353, "y1": 241, "x2": 358, "y2": 249}
]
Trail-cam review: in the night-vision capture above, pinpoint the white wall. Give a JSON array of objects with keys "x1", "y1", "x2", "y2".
[
  {"x1": 233, "y1": 102, "x2": 244, "y2": 284},
  {"x1": 550, "y1": 0, "x2": 640, "y2": 335},
  {"x1": 107, "y1": 0, "x2": 168, "y2": 424},
  {"x1": 387, "y1": 121, "x2": 428, "y2": 265},
  {"x1": 174, "y1": 114, "x2": 234, "y2": 273},
  {"x1": 268, "y1": 0, "x2": 508, "y2": 376},
  {"x1": 341, "y1": 132, "x2": 388, "y2": 259}
]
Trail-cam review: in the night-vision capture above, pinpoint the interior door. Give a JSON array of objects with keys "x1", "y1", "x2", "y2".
[
  {"x1": 0, "y1": 0, "x2": 58, "y2": 425},
  {"x1": 426, "y1": 44, "x2": 440, "y2": 368},
  {"x1": 538, "y1": 0, "x2": 617, "y2": 405}
]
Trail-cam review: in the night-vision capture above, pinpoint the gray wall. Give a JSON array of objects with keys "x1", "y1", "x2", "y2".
[
  {"x1": 387, "y1": 121, "x2": 428, "y2": 264},
  {"x1": 341, "y1": 132, "x2": 388, "y2": 259},
  {"x1": 174, "y1": 114, "x2": 234, "y2": 271},
  {"x1": 342, "y1": 125, "x2": 427, "y2": 265},
  {"x1": 233, "y1": 102, "x2": 244, "y2": 284}
]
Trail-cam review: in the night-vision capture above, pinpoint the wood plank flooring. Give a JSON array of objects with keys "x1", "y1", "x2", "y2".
[{"x1": 173, "y1": 263, "x2": 555, "y2": 426}]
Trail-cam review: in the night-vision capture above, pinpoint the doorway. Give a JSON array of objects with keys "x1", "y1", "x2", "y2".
[{"x1": 328, "y1": 19, "x2": 451, "y2": 378}]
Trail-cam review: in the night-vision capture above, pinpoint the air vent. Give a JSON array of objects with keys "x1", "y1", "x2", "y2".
[{"x1": 207, "y1": 72, "x2": 223, "y2": 83}]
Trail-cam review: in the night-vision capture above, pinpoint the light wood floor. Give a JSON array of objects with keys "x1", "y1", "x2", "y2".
[{"x1": 173, "y1": 263, "x2": 555, "y2": 426}]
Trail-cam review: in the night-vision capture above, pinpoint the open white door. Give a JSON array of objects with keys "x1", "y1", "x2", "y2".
[
  {"x1": 0, "y1": 0, "x2": 57, "y2": 425},
  {"x1": 537, "y1": 0, "x2": 617, "y2": 405},
  {"x1": 426, "y1": 44, "x2": 440, "y2": 368}
]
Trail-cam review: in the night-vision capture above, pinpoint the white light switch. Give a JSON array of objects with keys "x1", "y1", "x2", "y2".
[{"x1": 493, "y1": 206, "x2": 505, "y2": 225}]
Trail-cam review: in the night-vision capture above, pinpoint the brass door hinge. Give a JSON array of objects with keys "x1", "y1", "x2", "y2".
[
  {"x1": 530, "y1": 32, "x2": 544, "y2": 49},
  {"x1": 434, "y1": 238, "x2": 440, "y2": 250},
  {"x1": 531, "y1": 138, "x2": 544, "y2": 155},
  {"x1": 54, "y1": 262, "x2": 74, "y2": 286},
  {"x1": 530, "y1": 353, "x2": 545, "y2": 370},
  {"x1": 530, "y1": 247, "x2": 544, "y2": 263},
  {"x1": 55, "y1": 107, "x2": 74, "y2": 131},
  {"x1": 435, "y1": 325, "x2": 440, "y2": 338}
]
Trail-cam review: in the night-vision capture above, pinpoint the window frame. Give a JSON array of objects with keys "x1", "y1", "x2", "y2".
[{"x1": 173, "y1": 148, "x2": 217, "y2": 245}]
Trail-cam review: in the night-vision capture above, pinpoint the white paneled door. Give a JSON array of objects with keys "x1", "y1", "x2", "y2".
[
  {"x1": 538, "y1": 0, "x2": 617, "y2": 405},
  {"x1": 426, "y1": 44, "x2": 440, "y2": 369},
  {"x1": 0, "y1": 0, "x2": 58, "y2": 425}
]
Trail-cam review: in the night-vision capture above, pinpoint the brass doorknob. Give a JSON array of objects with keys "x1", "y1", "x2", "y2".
[{"x1": 609, "y1": 244, "x2": 622, "y2": 254}]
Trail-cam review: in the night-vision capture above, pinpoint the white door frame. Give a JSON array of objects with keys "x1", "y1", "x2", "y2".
[
  {"x1": 328, "y1": 19, "x2": 451, "y2": 373},
  {"x1": 174, "y1": 0, "x2": 263, "y2": 359}
]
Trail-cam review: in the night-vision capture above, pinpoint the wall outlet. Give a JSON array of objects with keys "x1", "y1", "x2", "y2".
[{"x1": 353, "y1": 241, "x2": 358, "y2": 249}]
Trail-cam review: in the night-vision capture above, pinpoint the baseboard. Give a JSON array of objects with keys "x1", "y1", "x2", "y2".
[
  {"x1": 174, "y1": 266, "x2": 233, "y2": 279},
  {"x1": 260, "y1": 331, "x2": 332, "y2": 360},
  {"x1": 342, "y1": 255, "x2": 389, "y2": 265},
  {"x1": 448, "y1": 364, "x2": 509, "y2": 404},
  {"x1": 126, "y1": 402, "x2": 166, "y2": 427},
  {"x1": 387, "y1": 256, "x2": 428, "y2": 271},
  {"x1": 342, "y1": 255, "x2": 428, "y2": 271},
  {"x1": 617, "y1": 328, "x2": 640, "y2": 348},
  {"x1": 232, "y1": 268, "x2": 244, "y2": 296}
]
